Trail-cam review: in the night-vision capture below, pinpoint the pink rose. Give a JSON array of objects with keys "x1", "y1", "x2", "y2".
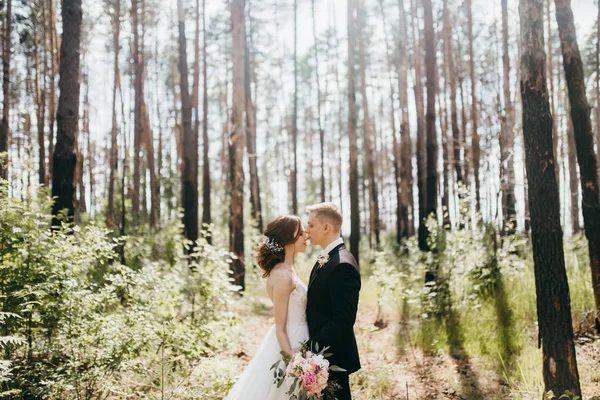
[{"x1": 302, "y1": 372, "x2": 317, "y2": 387}]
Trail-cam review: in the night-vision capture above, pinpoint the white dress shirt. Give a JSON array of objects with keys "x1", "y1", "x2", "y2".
[{"x1": 320, "y1": 237, "x2": 344, "y2": 256}]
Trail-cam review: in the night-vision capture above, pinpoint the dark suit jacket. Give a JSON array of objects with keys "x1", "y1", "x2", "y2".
[{"x1": 306, "y1": 243, "x2": 361, "y2": 374}]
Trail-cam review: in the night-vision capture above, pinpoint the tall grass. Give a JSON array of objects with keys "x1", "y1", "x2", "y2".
[{"x1": 370, "y1": 211, "x2": 595, "y2": 398}]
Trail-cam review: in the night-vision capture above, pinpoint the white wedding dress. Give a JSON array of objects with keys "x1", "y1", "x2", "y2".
[{"x1": 225, "y1": 271, "x2": 309, "y2": 400}]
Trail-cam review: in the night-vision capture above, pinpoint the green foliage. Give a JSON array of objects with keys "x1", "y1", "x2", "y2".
[
  {"x1": 0, "y1": 185, "x2": 237, "y2": 398},
  {"x1": 368, "y1": 194, "x2": 595, "y2": 398}
]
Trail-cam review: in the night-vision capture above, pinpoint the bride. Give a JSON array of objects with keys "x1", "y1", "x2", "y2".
[{"x1": 225, "y1": 215, "x2": 309, "y2": 400}]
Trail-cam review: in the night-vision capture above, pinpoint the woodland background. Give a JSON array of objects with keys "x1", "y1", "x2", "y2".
[{"x1": 0, "y1": 0, "x2": 599, "y2": 398}]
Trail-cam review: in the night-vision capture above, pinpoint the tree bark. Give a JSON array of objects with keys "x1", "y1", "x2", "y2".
[
  {"x1": 547, "y1": 0, "x2": 561, "y2": 203},
  {"x1": 201, "y1": 0, "x2": 211, "y2": 239},
  {"x1": 230, "y1": 0, "x2": 246, "y2": 290},
  {"x1": 398, "y1": 0, "x2": 414, "y2": 239},
  {"x1": 423, "y1": 0, "x2": 438, "y2": 247},
  {"x1": 47, "y1": 0, "x2": 58, "y2": 183},
  {"x1": 245, "y1": 3, "x2": 262, "y2": 232},
  {"x1": 131, "y1": 0, "x2": 142, "y2": 220},
  {"x1": 348, "y1": 0, "x2": 360, "y2": 262},
  {"x1": 0, "y1": 0, "x2": 12, "y2": 180},
  {"x1": 443, "y1": 0, "x2": 462, "y2": 191},
  {"x1": 178, "y1": 0, "x2": 199, "y2": 245},
  {"x1": 51, "y1": 0, "x2": 82, "y2": 225},
  {"x1": 466, "y1": 0, "x2": 480, "y2": 213},
  {"x1": 34, "y1": 0, "x2": 48, "y2": 186},
  {"x1": 290, "y1": 0, "x2": 298, "y2": 216},
  {"x1": 107, "y1": 0, "x2": 120, "y2": 229},
  {"x1": 500, "y1": 0, "x2": 517, "y2": 234},
  {"x1": 565, "y1": 106, "x2": 580, "y2": 234},
  {"x1": 312, "y1": 0, "x2": 326, "y2": 203},
  {"x1": 357, "y1": 1, "x2": 380, "y2": 249},
  {"x1": 554, "y1": 0, "x2": 600, "y2": 332},
  {"x1": 519, "y1": 0, "x2": 582, "y2": 395},
  {"x1": 410, "y1": 0, "x2": 427, "y2": 250},
  {"x1": 380, "y1": 0, "x2": 403, "y2": 244}
]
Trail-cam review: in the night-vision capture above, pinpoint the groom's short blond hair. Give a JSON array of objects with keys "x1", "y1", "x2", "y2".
[{"x1": 306, "y1": 202, "x2": 343, "y2": 231}]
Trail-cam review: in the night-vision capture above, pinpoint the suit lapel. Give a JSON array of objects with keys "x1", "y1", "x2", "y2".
[{"x1": 308, "y1": 243, "x2": 346, "y2": 289}]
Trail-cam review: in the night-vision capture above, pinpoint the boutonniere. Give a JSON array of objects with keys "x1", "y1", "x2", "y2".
[{"x1": 317, "y1": 254, "x2": 330, "y2": 267}]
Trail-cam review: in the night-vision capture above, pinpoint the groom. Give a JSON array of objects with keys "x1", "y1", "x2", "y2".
[{"x1": 305, "y1": 202, "x2": 361, "y2": 400}]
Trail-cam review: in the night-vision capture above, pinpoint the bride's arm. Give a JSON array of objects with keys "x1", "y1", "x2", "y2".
[{"x1": 272, "y1": 275, "x2": 295, "y2": 354}]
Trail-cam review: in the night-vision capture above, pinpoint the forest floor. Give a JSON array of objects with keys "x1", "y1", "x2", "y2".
[{"x1": 219, "y1": 274, "x2": 600, "y2": 400}]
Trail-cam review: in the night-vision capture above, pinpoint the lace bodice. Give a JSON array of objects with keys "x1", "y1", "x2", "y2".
[{"x1": 285, "y1": 271, "x2": 307, "y2": 327}]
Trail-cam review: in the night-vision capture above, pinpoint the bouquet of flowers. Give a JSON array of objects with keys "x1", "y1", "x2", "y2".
[{"x1": 270, "y1": 341, "x2": 345, "y2": 400}]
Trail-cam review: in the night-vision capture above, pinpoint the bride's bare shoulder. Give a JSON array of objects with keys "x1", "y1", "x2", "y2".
[{"x1": 266, "y1": 265, "x2": 295, "y2": 292}]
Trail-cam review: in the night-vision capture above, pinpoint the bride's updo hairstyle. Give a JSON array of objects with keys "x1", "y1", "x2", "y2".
[{"x1": 257, "y1": 215, "x2": 303, "y2": 278}]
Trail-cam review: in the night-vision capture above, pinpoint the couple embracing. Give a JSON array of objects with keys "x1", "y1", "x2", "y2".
[{"x1": 225, "y1": 202, "x2": 361, "y2": 400}]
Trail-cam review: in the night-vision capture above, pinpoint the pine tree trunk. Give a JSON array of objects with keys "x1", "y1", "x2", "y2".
[
  {"x1": 500, "y1": 0, "x2": 517, "y2": 234},
  {"x1": 410, "y1": 0, "x2": 427, "y2": 250},
  {"x1": 347, "y1": 0, "x2": 360, "y2": 262},
  {"x1": 47, "y1": 0, "x2": 58, "y2": 183},
  {"x1": 107, "y1": 0, "x2": 120, "y2": 229},
  {"x1": 0, "y1": 0, "x2": 12, "y2": 180},
  {"x1": 566, "y1": 107, "x2": 580, "y2": 234},
  {"x1": 178, "y1": 0, "x2": 199, "y2": 245},
  {"x1": 357, "y1": 1, "x2": 380, "y2": 249},
  {"x1": 398, "y1": 0, "x2": 413, "y2": 240},
  {"x1": 131, "y1": 0, "x2": 142, "y2": 220},
  {"x1": 34, "y1": 1, "x2": 48, "y2": 186},
  {"x1": 547, "y1": 0, "x2": 561, "y2": 204},
  {"x1": 466, "y1": 0, "x2": 480, "y2": 213},
  {"x1": 380, "y1": 0, "x2": 402, "y2": 244},
  {"x1": 423, "y1": 0, "x2": 438, "y2": 248},
  {"x1": 443, "y1": 0, "x2": 462, "y2": 191},
  {"x1": 439, "y1": 39, "x2": 452, "y2": 229},
  {"x1": 230, "y1": 0, "x2": 246, "y2": 290},
  {"x1": 290, "y1": 0, "x2": 298, "y2": 216},
  {"x1": 51, "y1": 0, "x2": 81, "y2": 225},
  {"x1": 554, "y1": 0, "x2": 600, "y2": 332},
  {"x1": 310, "y1": 0, "x2": 325, "y2": 203},
  {"x1": 519, "y1": 0, "x2": 582, "y2": 394},
  {"x1": 245, "y1": 6, "x2": 262, "y2": 232},
  {"x1": 201, "y1": 0, "x2": 212, "y2": 239}
]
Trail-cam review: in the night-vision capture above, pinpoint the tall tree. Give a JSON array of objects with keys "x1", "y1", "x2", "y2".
[
  {"x1": 566, "y1": 107, "x2": 580, "y2": 234},
  {"x1": 47, "y1": 0, "x2": 59, "y2": 182},
  {"x1": 357, "y1": 1, "x2": 380, "y2": 248},
  {"x1": 178, "y1": 0, "x2": 199, "y2": 246},
  {"x1": 312, "y1": 0, "x2": 326, "y2": 203},
  {"x1": 466, "y1": 0, "x2": 481, "y2": 212},
  {"x1": 554, "y1": 0, "x2": 600, "y2": 332},
  {"x1": 230, "y1": 0, "x2": 246, "y2": 290},
  {"x1": 106, "y1": 0, "x2": 121, "y2": 229},
  {"x1": 245, "y1": 2, "x2": 262, "y2": 232},
  {"x1": 411, "y1": 0, "x2": 427, "y2": 250},
  {"x1": 0, "y1": 0, "x2": 12, "y2": 180},
  {"x1": 291, "y1": 0, "x2": 298, "y2": 215},
  {"x1": 547, "y1": 0, "x2": 561, "y2": 198},
  {"x1": 422, "y1": 0, "x2": 437, "y2": 247},
  {"x1": 442, "y1": 0, "x2": 462, "y2": 191},
  {"x1": 201, "y1": 0, "x2": 212, "y2": 239},
  {"x1": 519, "y1": 0, "x2": 582, "y2": 395},
  {"x1": 34, "y1": 0, "x2": 48, "y2": 186},
  {"x1": 398, "y1": 0, "x2": 413, "y2": 239},
  {"x1": 51, "y1": 0, "x2": 82, "y2": 225},
  {"x1": 131, "y1": 0, "x2": 142, "y2": 219},
  {"x1": 380, "y1": 0, "x2": 404, "y2": 243},
  {"x1": 347, "y1": 0, "x2": 360, "y2": 262},
  {"x1": 501, "y1": 0, "x2": 517, "y2": 234}
]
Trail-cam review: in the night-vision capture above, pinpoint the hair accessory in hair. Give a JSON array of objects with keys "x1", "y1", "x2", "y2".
[{"x1": 262, "y1": 236, "x2": 284, "y2": 253}]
